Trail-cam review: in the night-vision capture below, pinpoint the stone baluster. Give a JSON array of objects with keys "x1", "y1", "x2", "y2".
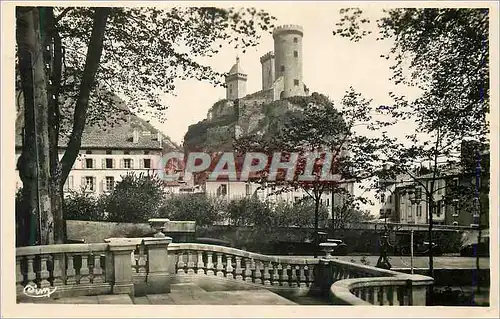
[
  {"x1": 197, "y1": 251, "x2": 205, "y2": 275},
  {"x1": 226, "y1": 255, "x2": 234, "y2": 279},
  {"x1": 234, "y1": 256, "x2": 243, "y2": 280},
  {"x1": 206, "y1": 253, "x2": 214, "y2": 275},
  {"x1": 263, "y1": 261, "x2": 271, "y2": 285},
  {"x1": 281, "y1": 264, "x2": 289, "y2": 286},
  {"x1": 216, "y1": 253, "x2": 224, "y2": 277},
  {"x1": 38, "y1": 254, "x2": 51, "y2": 288},
  {"x1": 307, "y1": 264, "x2": 315, "y2": 287},
  {"x1": 92, "y1": 254, "x2": 104, "y2": 283},
  {"x1": 137, "y1": 244, "x2": 147, "y2": 274},
  {"x1": 354, "y1": 288, "x2": 360, "y2": 298},
  {"x1": 254, "y1": 261, "x2": 262, "y2": 284},
  {"x1": 299, "y1": 265, "x2": 306, "y2": 287},
  {"x1": 16, "y1": 257, "x2": 24, "y2": 294},
  {"x1": 244, "y1": 259, "x2": 252, "y2": 282},
  {"x1": 51, "y1": 254, "x2": 64, "y2": 287},
  {"x1": 290, "y1": 265, "x2": 298, "y2": 288},
  {"x1": 387, "y1": 286, "x2": 397, "y2": 306},
  {"x1": 374, "y1": 286, "x2": 383, "y2": 305},
  {"x1": 26, "y1": 255, "x2": 37, "y2": 287},
  {"x1": 66, "y1": 254, "x2": 77, "y2": 285},
  {"x1": 187, "y1": 251, "x2": 195, "y2": 275},
  {"x1": 360, "y1": 287, "x2": 368, "y2": 301},
  {"x1": 177, "y1": 252, "x2": 186, "y2": 275},
  {"x1": 79, "y1": 254, "x2": 91, "y2": 284},
  {"x1": 271, "y1": 263, "x2": 280, "y2": 286}
]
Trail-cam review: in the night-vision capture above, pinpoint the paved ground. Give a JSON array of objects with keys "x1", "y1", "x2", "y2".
[
  {"x1": 19, "y1": 283, "x2": 297, "y2": 305},
  {"x1": 276, "y1": 255, "x2": 490, "y2": 269}
]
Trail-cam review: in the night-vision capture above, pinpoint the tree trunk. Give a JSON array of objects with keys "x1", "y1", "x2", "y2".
[
  {"x1": 16, "y1": 7, "x2": 53, "y2": 245},
  {"x1": 314, "y1": 196, "x2": 320, "y2": 258}
]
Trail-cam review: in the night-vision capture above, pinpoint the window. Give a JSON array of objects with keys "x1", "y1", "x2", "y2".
[
  {"x1": 84, "y1": 176, "x2": 95, "y2": 192},
  {"x1": 294, "y1": 196, "x2": 300, "y2": 203},
  {"x1": 217, "y1": 184, "x2": 227, "y2": 196},
  {"x1": 408, "y1": 206, "x2": 412, "y2": 217},
  {"x1": 229, "y1": 88, "x2": 233, "y2": 95},
  {"x1": 294, "y1": 50, "x2": 298, "y2": 57},
  {"x1": 105, "y1": 176, "x2": 115, "y2": 191},
  {"x1": 326, "y1": 198, "x2": 330, "y2": 207},
  {"x1": 143, "y1": 159, "x2": 151, "y2": 169},
  {"x1": 386, "y1": 208, "x2": 392, "y2": 217},
  {"x1": 379, "y1": 209, "x2": 385, "y2": 217},
  {"x1": 452, "y1": 205, "x2": 459, "y2": 217},
  {"x1": 453, "y1": 178, "x2": 459, "y2": 186},
  {"x1": 437, "y1": 180, "x2": 443, "y2": 195},
  {"x1": 124, "y1": 159, "x2": 132, "y2": 169},
  {"x1": 85, "y1": 158, "x2": 93, "y2": 169},
  {"x1": 320, "y1": 199, "x2": 324, "y2": 206},
  {"x1": 63, "y1": 176, "x2": 74, "y2": 192},
  {"x1": 453, "y1": 221, "x2": 459, "y2": 226},
  {"x1": 144, "y1": 151, "x2": 150, "y2": 155},
  {"x1": 294, "y1": 79, "x2": 299, "y2": 86},
  {"x1": 280, "y1": 65, "x2": 285, "y2": 72},
  {"x1": 124, "y1": 150, "x2": 130, "y2": 155},
  {"x1": 388, "y1": 195, "x2": 393, "y2": 204},
  {"x1": 245, "y1": 183, "x2": 251, "y2": 196},
  {"x1": 85, "y1": 150, "x2": 92, "y2": 155},
  {"x1": 415, "y1": 188, "x2": 422, "y2": 200},
  {"x1": 293, "y1": 37, "x2": 298, "y2": 43},
  {"x1": 380, "y1": 193, "x2": 386, "y2": 203},
  {"x1": 417, "y1": 205, "x2": 422, "y2": 217},
  {"x1": 106, "y1": 158, "x2": 113, "y2": 169},
  {"x1": 106, "y1": 149, "x2": 112, "y2": 155}
]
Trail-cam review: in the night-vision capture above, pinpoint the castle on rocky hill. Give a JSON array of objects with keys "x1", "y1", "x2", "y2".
[{"x1": 202, "y1": 25, "x2": 310, "y2": 140}]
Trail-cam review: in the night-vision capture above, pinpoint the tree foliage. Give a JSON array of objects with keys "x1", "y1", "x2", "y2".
[
  {"x1": 104, "y1": 173, "x2": 166, "y2": 223},
  {"x1": 159, "y1": 194, "x2": 227, "y2": 227}
]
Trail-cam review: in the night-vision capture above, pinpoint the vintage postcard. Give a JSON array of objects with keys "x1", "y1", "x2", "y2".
[{"x1": 1, "y1": 1, "x2": 498, "y2": 317}]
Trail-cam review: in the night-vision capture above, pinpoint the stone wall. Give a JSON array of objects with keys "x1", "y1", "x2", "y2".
[{"x1": 67, "y1": 220, "x2": 196, "y2": 243}]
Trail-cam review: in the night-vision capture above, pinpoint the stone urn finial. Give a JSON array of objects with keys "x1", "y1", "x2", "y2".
[{"x1": 148, "y1": 218, "x2": 169, "y2": 238}]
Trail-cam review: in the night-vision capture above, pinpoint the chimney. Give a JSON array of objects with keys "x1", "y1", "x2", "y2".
[
  {"x1": 133, "y1": 129, "x2": 139, "y2": 143},
  {"x1": 157, "y1": 132, "x2": 163, "y2": 146}
]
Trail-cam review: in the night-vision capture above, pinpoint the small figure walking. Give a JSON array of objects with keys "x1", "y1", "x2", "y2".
[{"x1": 376, "y1": 225, "x2": 392, "y2": 269}]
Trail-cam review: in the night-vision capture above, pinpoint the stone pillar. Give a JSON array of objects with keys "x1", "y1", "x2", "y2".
[
  {"x1": 107, "y1": 239, "x2": 137, "y2": 298},
  {"x1": 144, "y1": 237, "x2": 173, "y2": 294}
]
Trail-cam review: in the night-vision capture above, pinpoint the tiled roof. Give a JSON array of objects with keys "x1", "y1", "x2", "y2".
[{"x1": 15, "y1": 95, "x2": 180, "y2": 152}]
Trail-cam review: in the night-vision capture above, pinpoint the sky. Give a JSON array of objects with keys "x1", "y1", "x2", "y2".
[{"x1": 151, "y1": 3, "x2": 421, "y2": 145}]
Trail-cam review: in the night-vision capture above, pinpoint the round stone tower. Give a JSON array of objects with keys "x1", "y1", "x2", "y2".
[{"x1": 273, "y1": 25, "x2": 305, "y2": 99}]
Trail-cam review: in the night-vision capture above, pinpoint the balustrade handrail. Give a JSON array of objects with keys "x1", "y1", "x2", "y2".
[
  {"x1": 16, "y1": 243, "x2": 109, "y2": 256},
  {"x1": 169, "y1": 243, "x2": 320, "y2": 265},
  {"x1": 330, "y1": 274, "x2": 434, "y2": 305},
  {"x1": 324, "y1": 258, "x2": 404, "y2": 277}
]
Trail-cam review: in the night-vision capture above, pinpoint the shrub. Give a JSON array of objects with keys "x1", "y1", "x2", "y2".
[
  {"x1": 158, "y1": 194, "x2": 226, "y2": 227},
  {"x1": 105, "y1": 172, "x2": 165, "y2": 223},
  {"x1": 63, "y1": 190, "x2": 107, "y2": 221}
]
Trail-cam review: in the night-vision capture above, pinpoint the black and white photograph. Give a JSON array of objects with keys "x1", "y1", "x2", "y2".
[{"x1": 1, "y1": 1, "x2": 498, "y2": 317}]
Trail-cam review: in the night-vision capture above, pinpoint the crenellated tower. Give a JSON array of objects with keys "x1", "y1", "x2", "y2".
[
  {"x1": 260, "y1": 51, "x2": 275, "y2": 90},
  {"x1": 225, "y1": 57, "x2": 247, "y2": 101},
  {"x1": 273, "y1": 25, "x2": 305, "y2": 99}
]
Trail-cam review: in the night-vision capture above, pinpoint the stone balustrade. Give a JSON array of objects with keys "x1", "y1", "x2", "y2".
[
  {"x1": 16, "y1": 240, "x2": 433, "y2": 305},
  {"x1": 324, "y1": 259, "x2": 434, "y2": 306},
  {"x1": 16, "y1": 243, "x2": 111, "y2": 300},
  {"x1": 167, "y1": 243, "x2": 320, "y2": 294}
]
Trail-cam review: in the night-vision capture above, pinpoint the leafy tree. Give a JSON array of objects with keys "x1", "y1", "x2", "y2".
[
  {"x1": 333, "y1": 8, "x2": 489, "y2": 287},
  {"x1": 159, "y1": 194, "x2": 226, "y2": 227},
  {"x1": 331, "y1": 192, "x2": 374, "y2": 230},
  {"x1": 234, "y1": 91, "x2": 386, "y2": 256},
  {"x1": 104, "y1": 173, "x2": 166, "y2": 223},
  {"x1": 16, "y1": 6, "x2": 276, "y2": 245}
]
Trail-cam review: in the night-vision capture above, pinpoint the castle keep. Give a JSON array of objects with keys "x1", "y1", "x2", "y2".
[{"x1": 225, "y1": 24, "x2": 308, "y2": 102}]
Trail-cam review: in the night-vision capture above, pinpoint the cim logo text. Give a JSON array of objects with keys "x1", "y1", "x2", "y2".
[{"x1": 23, "y1": 284, "x2": 57, "y2": 298}]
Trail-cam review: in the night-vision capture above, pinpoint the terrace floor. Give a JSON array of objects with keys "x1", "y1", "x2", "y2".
[{"x1": 19, "y1": 283, "x2": 299, "y2": 305}]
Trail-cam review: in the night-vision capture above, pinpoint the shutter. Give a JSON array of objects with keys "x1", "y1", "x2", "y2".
[
  {"x1": 140, "y1": 159, "x2": 144, "y2": 169},
  {"x1": 99, "y1": 179, "x2": 104, "y2": 193},
  {"x1": 113, "y1": 159, "x2": 116, "y2": 169},
  {"x1": 130, "y1": 159, "x2": 134, "y2": 169},
  {"x1": 120, "y1": 159, "x2": 124, "y2": 169},
  {"x1": 93, "y1": 177, "x2": 97, "y2": 192},
  {"x1": 93, "y1": 159, "x2": 96, "y2": 169},
  {"x1": 81, "y1": 177, "x2": 86, "y2": 190},
  {"x1": 102, "y1": 159, "x2": 105, "y2": 169},
  {"x1": 81, "y1": 159, "x2": 85, "y2": 169},
  {"x1": 69, "y1": 176, "x2": 74, "y2": 188}
]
